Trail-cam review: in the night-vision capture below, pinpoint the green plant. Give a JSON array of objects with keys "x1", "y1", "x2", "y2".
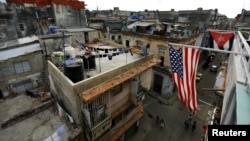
[{"x1": 241, "y1": 31, "x2": 249, "y2": 39}]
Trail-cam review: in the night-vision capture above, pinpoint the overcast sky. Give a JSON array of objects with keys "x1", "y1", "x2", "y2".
[{"x1": 1, "y1": 0, "x2": 250, "y2": 18}]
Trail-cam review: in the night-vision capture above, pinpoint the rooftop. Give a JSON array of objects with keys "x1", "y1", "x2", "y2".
[
  {"x1": 0, "y1": 43, "x2": 41, "y2": 61},
  {"x1": 52, "y1": 41, "x2": 150, "y2": 83},
  {"x1": 0, "y1": 35, "x2": 38, "y2": 49},
  {"x1": 0, "y1": 93, "x2": 72, "y2": 141}
]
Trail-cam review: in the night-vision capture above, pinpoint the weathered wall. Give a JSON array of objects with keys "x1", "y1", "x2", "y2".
[
  {"x1": 140, "y1": 68, "x2": 153, "y2": 90},
  {"x1": 220, "y1": 53, "x2": 237, "y2": 124},
  {"x1": 107, "y1": 80, "x2": 130, "y2": 114},
  {"x1": 122, "y1": 35, "x2": 170, "y2": 67},
  {"x1": 53, "y1": 4, "x2": 85, "y2": 28},
  {"x1": 151, "y1": 70, "x2": 174, "y2": 98},
  {"x1": 47, "y1": 61, "x2": 82, "y2": 125},
  {"x1": 122, "y1": 34, "x2": 199, "y2": 68},
  {"x1": 47, "y1": 54, "x2": 154, "y2": 125},
  {"x1": 73, "y1": 54, "x2": 154, "y2": 94},
  {"x1": 0, "y1": 51, "x2": 45, "y2": 97}
]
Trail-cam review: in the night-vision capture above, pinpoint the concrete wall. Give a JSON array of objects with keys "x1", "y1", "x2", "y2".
[
  {"x1": 73, "y1": 54, "x2": 154, "y2": 94},
  {"x1": 0, "y1": 51, "x2": 45, "y2": 97},
  {"x1": 220, "y1": 53, "x2": 237, "y2": 124},
  {"x1": 53, "y1": 4, "x2": 85, "y2": 28},
  {"x1": 107, "y1": 81, "x2": 131, "y2": 114},
  {"x1": 87, "y1": 30, "x2": 100, "y2": 42},
  {"x1": 107, "y1": 68, "x2": 152, "y2": 113},
  {"x1": 122, "y1": 35, "x2": 170, "y2": 67},
  {"x1": 122, "y1": 34, "x2": 198, "y2": 68},
  {"x1": 0, "y1": 3, "x2": 18, "y2": 41},
  {"x1": 140, "y1": 69, "x2": 153, "y2": 90},
  {"x1": 47, "y1": 54, "x2": 154, "y2": 126},
  {"x1": 151, "y1": 70, "x2": 174, "y2": 98},
  {"x1": 47, "y1": 61, "x2": 82, "y2": 125}
]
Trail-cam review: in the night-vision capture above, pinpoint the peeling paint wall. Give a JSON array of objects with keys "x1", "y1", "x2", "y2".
[
  {"x1": 53, "y1": 4, "x2": 85, "y2": 28},
  {"x1": 0, "y1": 2, "x2": 87, "y2": 42}
]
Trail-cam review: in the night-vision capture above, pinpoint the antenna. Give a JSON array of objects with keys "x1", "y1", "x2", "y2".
[
  {"x1": 96, "y1": 1, "x2": 99, "y2": 11},
  {"x1": 242, "y1": 0, "x2": 245, "y2": 9}
]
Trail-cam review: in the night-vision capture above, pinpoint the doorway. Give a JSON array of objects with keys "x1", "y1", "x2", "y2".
[{"x1": 153, "y1": 74, "x2": 163, "y2": 94}]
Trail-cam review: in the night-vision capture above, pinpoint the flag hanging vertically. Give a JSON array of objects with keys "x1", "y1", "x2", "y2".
[
  {"x1": 209, "y1": 30, "x2": 234, "y2": 51},
  {"x1": 169, "y1": 45, "x2": 201, "y2": 113}
]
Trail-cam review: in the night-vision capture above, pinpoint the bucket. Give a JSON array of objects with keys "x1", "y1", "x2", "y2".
[{"x1": 49, "y1": 26, "x2": 57, "y2": 34}]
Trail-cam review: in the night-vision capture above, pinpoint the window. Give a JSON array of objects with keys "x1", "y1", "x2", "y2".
[
  {"x1": 111, "y1": 35, "x2": 115, "y2": 40},
  {"x1": 19, "y1": 23, "x2": 25, "y2": 31},
  {"x1": 126, "y1": 40, "x2": 130, "y2": 47},
  {"x1": 88, "y1": 94, "x2": 109, "y2": 128},
  {"x1": 111, "y1": 84, "x2": 122, "y2": 95},
  {"x1": 14, "y1": 61, "x2": 31, "y2": 74},
  {"x1": 15, "y1": 4, "x2": 22, "y2": 9},
  {"x1": 14, "y1": 79, "x2": 33, "y2": 92},
  {"x1": 0, "y1": 19, "x2": 6, "y2": 26},
  {"x1": 158, "y1": 47, "x2": 165, "y2": 53},
  {"x1": 137, "y1": 82, "x2": 144, "y2": 96},
  {"x1": 118, "y1": 35, "x2": 121, "y2": 39}
]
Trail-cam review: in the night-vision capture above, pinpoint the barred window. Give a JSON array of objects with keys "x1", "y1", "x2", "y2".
[{"x1": 88, "y1": 93, "x2": 109, "y2": 128}]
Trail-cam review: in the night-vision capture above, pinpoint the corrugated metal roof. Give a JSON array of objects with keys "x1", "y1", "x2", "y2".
[
  {"x1": 0, "y1": 43, "x2": 42, "y2": 61},
  {"x1": 18, "y1": 35, "x2": 39, "y2": 44},
  {"x1": 162, "y1": 22, "x2": 174, "y2": 25},
  {"x1": 0, "y1": 35, "x2": 39, "y2": 49},
  {"x1": 57, "y1": 28, "x2": 95, "y2": 32}
]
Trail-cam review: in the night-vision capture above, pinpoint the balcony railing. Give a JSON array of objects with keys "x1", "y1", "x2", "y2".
[{"x1": 91, "y1": 114, "x2": 112, "y2": 139}]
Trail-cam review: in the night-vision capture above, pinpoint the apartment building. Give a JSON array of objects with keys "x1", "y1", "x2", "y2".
[
  {"x1": 0, "y1": 35, "x2": 45, "y2": 98},
  {"x1": 48, "y1": 38, "x2": 158, "y2": 140}
]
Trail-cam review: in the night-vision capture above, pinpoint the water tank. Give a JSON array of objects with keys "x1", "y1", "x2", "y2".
[
  {"x1": 64, "y1": 63, "x2": 83, "y2": 83},
  {"x1": 64, "y1": 46, "x2": 76, "y2": 58},
  {"x1": 82, "y1": 55, "x2": 96, "y2": 69}
]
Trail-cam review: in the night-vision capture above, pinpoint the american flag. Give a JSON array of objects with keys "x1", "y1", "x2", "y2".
[{"x1": 169, "y1": 45, "x2": 201, "y2": 113}]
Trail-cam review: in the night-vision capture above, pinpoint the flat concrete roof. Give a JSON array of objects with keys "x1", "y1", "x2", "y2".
[
  {"x1": 54, "y1": 42, "x2": 148, "y2": 80},
  {"x1": 81, "y1": 57, "x2": 157, "y2": 101},
  {"x1": 0, "y1": 94, "x2": 71, "y2": 141}
]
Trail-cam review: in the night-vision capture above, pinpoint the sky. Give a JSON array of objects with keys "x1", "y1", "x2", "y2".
[{"x1": 1, "y1": 0, "x2": 250, "y2": 18}]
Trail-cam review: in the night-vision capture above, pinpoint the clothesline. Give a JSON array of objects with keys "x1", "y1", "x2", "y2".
[{"x1": 168, "y1": 42, "x2": 249, "y2": 57}]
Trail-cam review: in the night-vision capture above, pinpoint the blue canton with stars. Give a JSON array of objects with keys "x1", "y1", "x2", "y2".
[{"x1": 170, "y1": 46, "x2": 183, "y2": 79}]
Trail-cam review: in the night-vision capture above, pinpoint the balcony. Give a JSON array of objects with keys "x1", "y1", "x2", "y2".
[{"x1": 91, "y1": 114, "x2": 112, "y2": 140}]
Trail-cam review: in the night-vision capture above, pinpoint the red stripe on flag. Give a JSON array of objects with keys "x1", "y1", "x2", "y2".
[
  {"x1": 170, "y1": 46, "x2": 200, "y2": 113},
  {"x1": 210, "y1": 31, "x2": 234, "y2": 47},
  {"x1": 172, "y1": 73, "x2": 185, "y2": 103}
]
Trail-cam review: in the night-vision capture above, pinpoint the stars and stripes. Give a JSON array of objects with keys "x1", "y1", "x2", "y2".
[{"x1": 169, "y1": 45, "x2": 201, "y2": 113}]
